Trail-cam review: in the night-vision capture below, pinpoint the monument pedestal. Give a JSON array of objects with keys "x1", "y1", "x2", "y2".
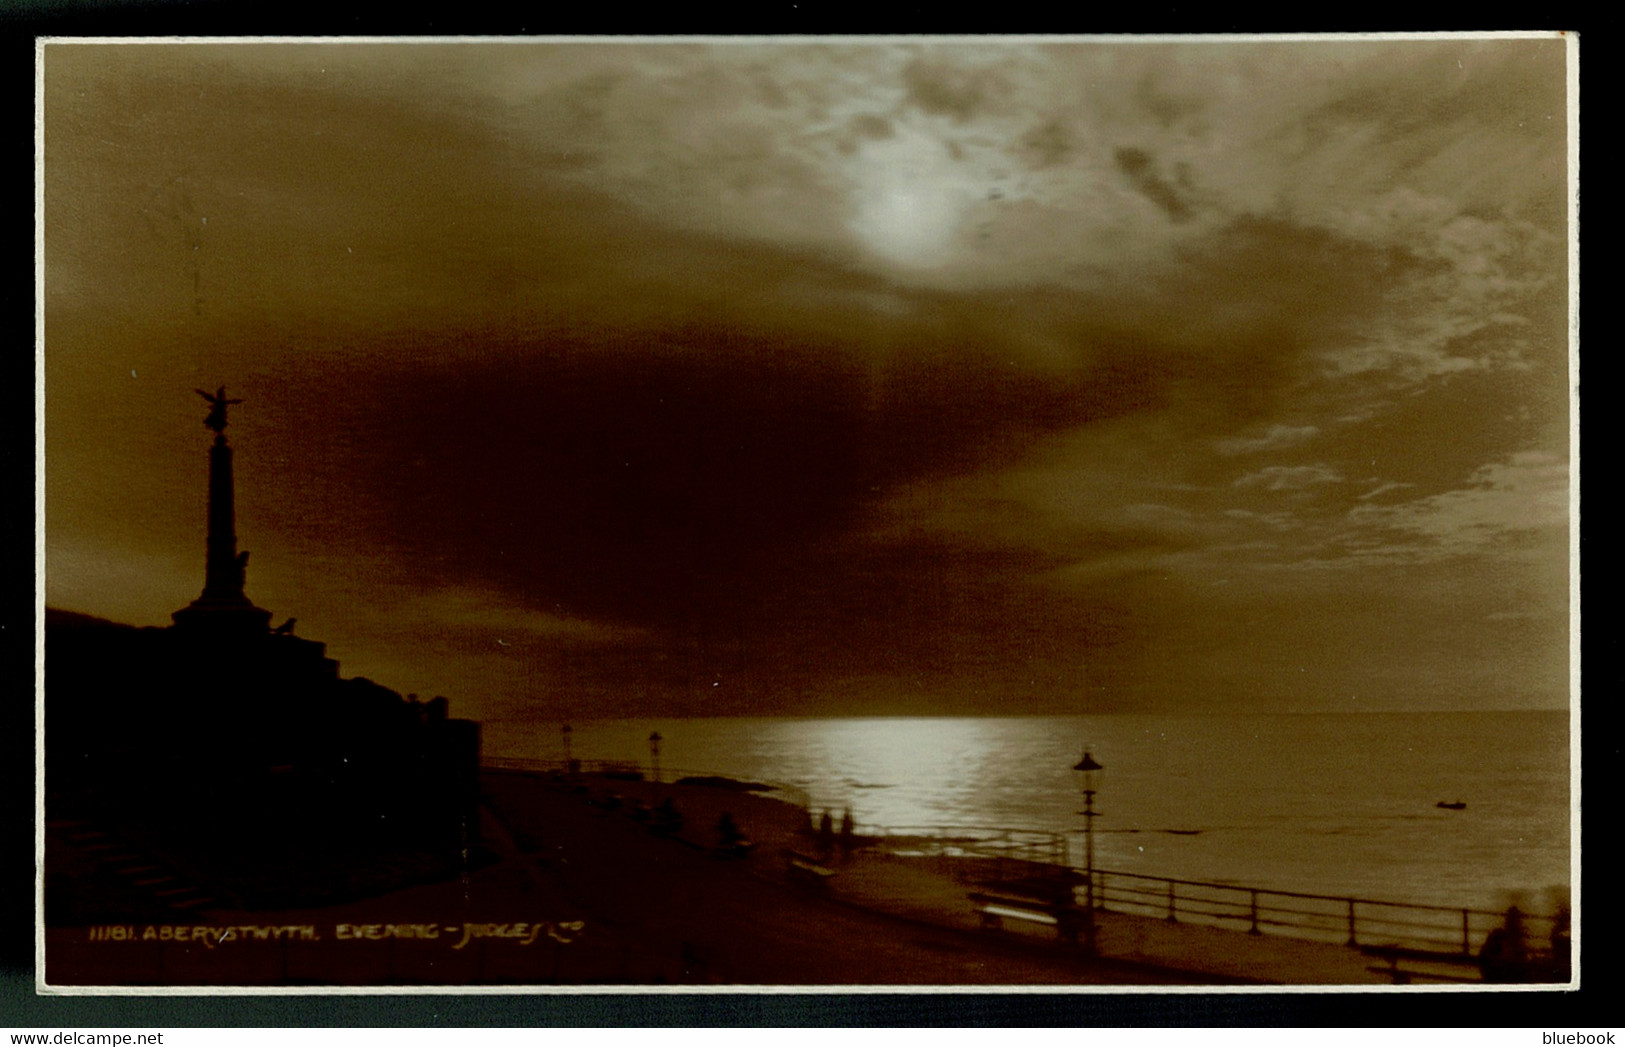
[{"x1": 171, "y1": 596, "x2": 274, "y2": 636}]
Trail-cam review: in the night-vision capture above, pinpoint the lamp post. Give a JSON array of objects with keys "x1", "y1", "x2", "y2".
[
  {"x1": 561, "y1": 723, "x2": 573, "y2": 773},
  {"x1": 1073, "y1": 747, "x2": 1104, "y2": 956},
  {"x1": 648, "y1": 731, "x2": 663, "y2": 784}
]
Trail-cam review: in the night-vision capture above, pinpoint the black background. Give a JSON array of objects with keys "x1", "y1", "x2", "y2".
[{"x1": 5, "y1": 3, "x2": 1604, "y2": 1029}]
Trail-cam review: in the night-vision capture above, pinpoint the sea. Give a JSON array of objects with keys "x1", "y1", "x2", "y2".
[{"x1": 481, "y1": 710, "x2": 1573, "y2": 915}]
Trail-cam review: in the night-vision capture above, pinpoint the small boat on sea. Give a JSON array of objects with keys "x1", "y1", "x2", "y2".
[{"x1": 1436, "y1": 800, "x2": 1467, "y2": 810}]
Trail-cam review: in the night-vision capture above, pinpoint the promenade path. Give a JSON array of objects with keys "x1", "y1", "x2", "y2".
[{"x1": 808, "y1": 850, "x2": 1390, "y2": 985}]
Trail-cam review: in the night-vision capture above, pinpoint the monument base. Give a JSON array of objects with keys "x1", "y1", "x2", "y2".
[{"x1": 171, "y1": 595, "x2": 274, "y2": 636}]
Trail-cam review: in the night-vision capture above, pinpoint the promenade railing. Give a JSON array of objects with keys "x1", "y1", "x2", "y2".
[
  {"x1": 860, "y1": 824, "x2": 1560, "y2": 961},
  {"x1": 1089, "y1": 867, "x2": 1559, "y2": 959}
]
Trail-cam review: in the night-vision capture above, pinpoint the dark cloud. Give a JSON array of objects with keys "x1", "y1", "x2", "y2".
[
  {"x1": 275, "y1": 293, "x2": 1226, "y2": 625},
  {"x1": 197, "y1": 202, "x2": 1385, "y2": 710},
  {"x1": 1019, "y1": 119, "x2": 1074, "y2": 168},
  {"x1": 1134, "y1": 69, "x2": 1206, "y2": 130},
  {"x1": 1114, "y1": 146, "x2": 1194, "y2": 223},
  {"x1": 901, "y1": 58, "x2": 1000, "y2": 121},
  {"x1": 847, "y1": 112, "x2": 895, "y2": 141}
]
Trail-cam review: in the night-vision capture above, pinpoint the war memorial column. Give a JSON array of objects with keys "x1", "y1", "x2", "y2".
[{"x1": 171, "y1": 386, "x2": 273, "y2": 635}]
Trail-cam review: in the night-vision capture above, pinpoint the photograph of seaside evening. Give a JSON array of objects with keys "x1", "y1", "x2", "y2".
[{"x1": 40, "y1": 36, "x2": 1574, "y2": 989}]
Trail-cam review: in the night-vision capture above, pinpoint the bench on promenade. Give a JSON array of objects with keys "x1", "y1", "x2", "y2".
[
  {"x1": 783, "y1": 850, "x2": 837, "y2": 891},
  {"x1": 968, "y1": 891, "x2": 1083, "y2": 943},
  {"x1": 1360, "y1": 944, "x2": 1483, "y2": 985}
]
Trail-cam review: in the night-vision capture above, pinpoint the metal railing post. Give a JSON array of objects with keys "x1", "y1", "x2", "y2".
[
  {"x1": 1347, "y1": 898, "x2": 1358, "y2": 947},
  {"x1": 1167, "y1": 881, "x2": 1178, "y2": 923},
  {"x1": 1461, "y1": 909, "x2": 1471, "y2": 956},
  {"x1": 1249, "y1": 890, "x2": 1262, "y2": 935}
]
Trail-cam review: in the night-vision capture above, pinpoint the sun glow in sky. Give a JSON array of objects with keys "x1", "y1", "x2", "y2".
[
  {"x1": 847, "y1": 125, "x2": 975, "y2": 269},
  {"x1": 42, "y1": 37, "x2": 1574, "y2": 720}
]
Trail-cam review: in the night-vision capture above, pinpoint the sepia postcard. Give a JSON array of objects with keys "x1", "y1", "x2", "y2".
[{"x1": 36, "y1": 33, "x2": 1578, "y2": 994}]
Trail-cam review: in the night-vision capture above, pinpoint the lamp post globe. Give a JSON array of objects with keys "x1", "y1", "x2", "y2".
[{"x1": 1073, "y1": 748, "x2": 1102, "y2": 796}]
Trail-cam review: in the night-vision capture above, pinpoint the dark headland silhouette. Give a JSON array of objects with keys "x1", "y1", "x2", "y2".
[{"x1": 45, "y1": 390, "x2": 482, "y2": 923}]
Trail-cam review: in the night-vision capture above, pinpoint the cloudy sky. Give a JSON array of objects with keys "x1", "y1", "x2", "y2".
[{"x1": 41, "y1": 36, "x2": 1574, "y2": 721}]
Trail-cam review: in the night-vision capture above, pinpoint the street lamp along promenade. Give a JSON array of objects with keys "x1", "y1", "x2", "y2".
[{"x1": 1073, "y1": 747, "x2": 1104, "y2": 956}]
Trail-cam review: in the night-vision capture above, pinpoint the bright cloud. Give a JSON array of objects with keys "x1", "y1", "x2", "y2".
[{"x1": 1233, "y1": 465, "x2": 1345, "y2": 492}]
